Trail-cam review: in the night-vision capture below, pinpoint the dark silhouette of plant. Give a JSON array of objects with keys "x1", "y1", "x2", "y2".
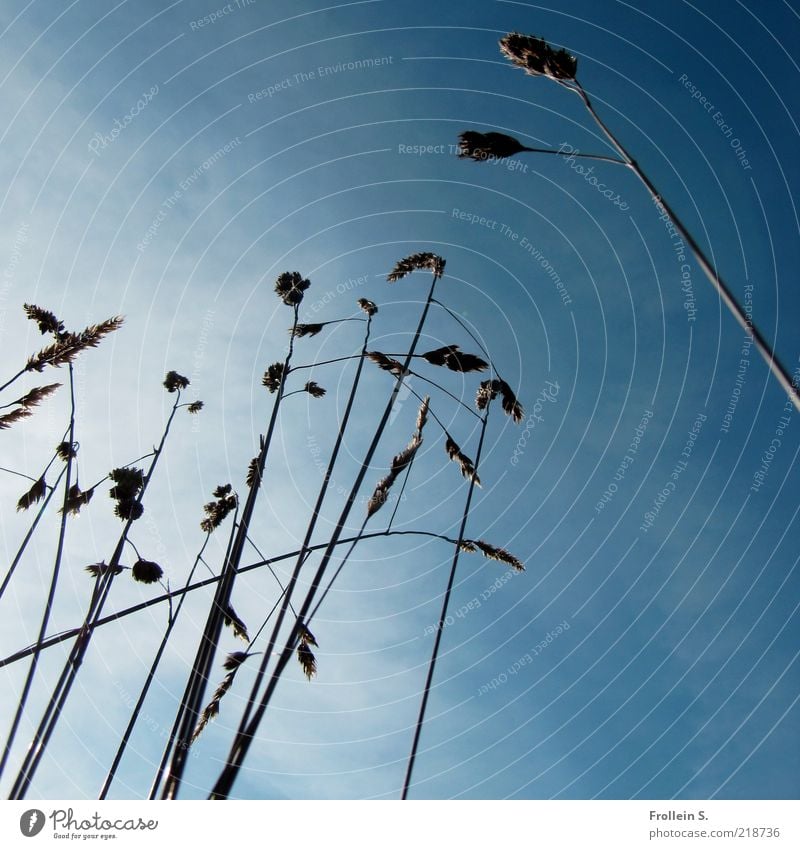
[{"x1": 458, "y1": 30, "x2": 800, "y2": 413}]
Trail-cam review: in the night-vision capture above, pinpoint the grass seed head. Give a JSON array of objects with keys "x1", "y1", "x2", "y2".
[
  {"x1": 17, "y1": 476, "x2": 46, "y2": 511},
  {"x1": 387, "y1": 252, "x2": 446, "y2": 282},
  {"x1": 304, "y1": 381, "x2": 326, "y2": 398},
  {"x1": 275, "y1": 271, "x2": 311, "y2": 306},
  {"x1": 297, "y1": 642, "x2": 317, "y2": 680},
  {"x1": 262, "y1": 362, "x2": 285, "y2": 393},
  {"x1": 445, "y1": 436, "x2": 481, "y2": 487},
  {"x1": 499, "y1": 31, "x2": 577, "y2": 80},
  {"x1": 24, "y1": 304, "x2": 65, "y2": 337},
  {"x1": 163, "y1": 371, "x2": 190, "y2": 392},
  {"x1": 457, "y1": 130, "x2": 532, "y2": 161},
  {"x1": 292, "y1": 323, "x2": 324, "y2": 338},
  {"x1": 132, "y1": 559, "x2": 163, "y2": 584}
]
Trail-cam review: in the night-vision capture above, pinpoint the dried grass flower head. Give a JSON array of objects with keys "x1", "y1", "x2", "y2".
[
  {"x1": 296, "y1": 624, "x2": 319, "y2": 681},
  {"x1": 187, "y1": 401, "x2": 203, "y2": 414},
  {"x1": 366, "y1": 351, "x2": 407, "y2": 376},
  {"x1": 61, "y1": 484, "x2": 94, "y2": 515},
  {"x1": 291, "y1": 323, "x2": 324, "y2": 338},
  {"x1": 262, "y1": 362, "x2": 285, "y2": 393},
  {"x1": 387, "y1": 252, "x2": 446, "y2": 282},
  {"x1": 420, "y1": 345, "x2": 489, "y2": 373},
  {"x1": 445, "y1": 436, "x2": 480, "y2": 487},
  {"x1": 357, "y1": 298, "x2": 378, "y2": 316},
  {"x1": 56, "y1": 441, "x2": 78, "y2": 460},
  {"x1": 475, "y1": 379, "x2": 524, "y2": 423},
  {"x1": 109, "y1": 467, "x2": 145, "y2": 521},
  {"x1": 460, "y1": 539, "x2": 525, "y2": 572},
  {"x1": 132, "y1": 558, "x2": 163, "y2": 584},
  {"x1": 304, "y1": 381, "x2": 326, "y2": 398},
  {"x1": 17, "y1": 476, "x2": 46, "y2": 511},
  {"x1": 85, "y1": 561, "x2": 124, "y2": 578},
  {"x1": 275, "y1": 271, "x2": 310, "y2": 306},
  {"x1": 223, "y1": 604, "x2": 249, "y2": 641},
  {"x1": 24, "y1": 304, "x2": 65, "y2": 338},
  {"x1": 25, "y1": 316, "x2": 123, "y2": 373},
  {"x1": 163, "y1": 371, "x2": 190, "y2": 392},
  {"x1": 457, "y1": 131, "x2": 533, "y2": 162},
  {"x1": 201, "y1": 483, "x2": 237, "y2": 532},
  {"x1": 499, "y1": 31, "x2": 577, "y2": 80}
]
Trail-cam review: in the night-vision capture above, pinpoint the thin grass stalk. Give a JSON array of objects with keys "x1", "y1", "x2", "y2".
[
  {"x1": 563, "y1": 79, "x2": 800, "y2": 412},
  {"x1": 8, "y1": 388, "x2": 185, "y2": 799},
  {"x1": 1, "y1": 529, "x2": 482, "y2": 670},
  {"x1": 209, "y1": 270, "x2": 441, "y2": 800},
  {"x1": 147, "y1": 502, "x2": 240, "y2": 800},
  {"x1": 401, "y1": 404, "x2": 491, "y2": 799},
  {"x1": 0, "y1": 366, "x2": 77, "y2": 780},
  {"x1": 226, "y1": 314, "x2": 374, "y2": 749},
  {"x1": 305, "y1": 517, "x2": 370, "y2": 625},
  {"x1": 158, "y1": 309, "x2": 300, "y2": 800},
  {"x1": 0, "y1": 463, "x2": 67, "y2": 601},
  {"x1": 0, "y1": 368, "x2": 29, "y2": 395},
  {"x1": 97, "y1": 532, "x2": 212, "y2": 800}
]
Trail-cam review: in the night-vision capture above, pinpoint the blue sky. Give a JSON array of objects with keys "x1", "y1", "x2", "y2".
[{"x1": 0, "y1": 0, "x2": 798, "y2": 800}]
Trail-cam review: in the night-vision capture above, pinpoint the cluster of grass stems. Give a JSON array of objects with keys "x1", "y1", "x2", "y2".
[
  {"x1": 1, "y1": 254, "x2": 525, "y2": 801},
  {"x1": 3, "y1": 27, "x2": 789, "y2": 802}
]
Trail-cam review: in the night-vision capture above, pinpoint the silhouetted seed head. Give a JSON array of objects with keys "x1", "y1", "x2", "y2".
[
  {"x1": 390, "y1": 434, "x2": 422, "y2": 478},
  {"x1": 223, "y1": 605, "x2": 249, "y2": 641},
  {"x1": 246, "y1": 457, "x2": 260, "y2": 488},
  {"x1": 85, "y1": 561, "x2": 123, "y2": 578},
  {"x1": 14, "y1": 383, "x2": 61, "y2": 408},
  {"x1": 457, "y1": 131, "x2": 533, "y2": 161},
  {"x1": 223, "y1": 651, "x2": 252, "y2": 671},
  {"x1": 56, "y1": 441, "x2": 78, "y2": 461},
  {"x1": 476, "y1": 380, "x2": 498, "y2": 411},
  {"x1": 458, "y1": 540, "x2": 478, "y2": 554},
  {"x1": 109, "y1": 467, "x2": 144, "y2": 502},
  {"x1": 163, "y1": 370, "x2": 190, "y2": 392},
  {"x1": 416, "y1": 396, "x2": 430, "y2": 433},
  {"x1": 17, "y1": 476, "x2": 46, "y2": 511},
  {"x1": 187, "y1": 401, "x2": 204, "y2": 414},
  {"x1": 358, "y1": 298, "x2": 378, "y2": 316},
  {"x1": 201, "y1": 485, "x2": 237, "y2": 532},
  {"x1": 420, "y1": 345, "x2": 489, "y2": 373},
  {"x1": 298, "y1": 624, "x2": 318, "y2": 647},
  {"x1": 387, "y1": 252, "x2": 446, "y2": 282},
  {"x1": 114, "y1": 499, "x2": 144, "y2": 521},
  {"x1": 292, "y1": 323, "x2": 324, "y2": 338},
  {"x1": 24, "y1": 304, "x2": 65, "y2": 337},
  {"x1": 109, "y1": 467, "x2": 145, "y2": 521},
  {"x1": 471, "y1": 539, "x2": 525, "y2": 572},
  {"x1": 445, "y1": 436, "x2": 481, "y2": 487},
  {"x1": 25, "y1": 316, "x2": 123, "y2": 373},
  {"x1": 132, "y1": 559, "x2": 163, "y2": 584},
  {"x1": 262, "y1": 362, "x2": 285, "y2": 393},
  {"x1": 304, "y1": 381, "x2": 326, "y2": 398},
  {"x1": 499, "y1": 31, "x2": 577, "y2": 80},
  {"x1": 61, "y1": 484, "x2": 94, "y2": 515},
  {"x1": 366, "y1": 351, "x2": 408, "y2": 376},
  {"x1": 192, "y1": 670, "x2": 236, "y2": 743},
  {"x1": 497, "y1": 379, "x2": 524, "y2": 423},
  {"x1": 0, "y1": 407, "x2": 33, "y2": 429},
  {"x1": 367, "y1": 432, "x2": 422, "y2": 517},
  {"x1": 274, "y1": 271, "x2": 310, "y2": 306},
  {"x1": 297, "y1": 641, "x2": 317, "y2": 680},
  {"x1": 366, "y1": 477, "x2": 392, "y2": 517}
]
